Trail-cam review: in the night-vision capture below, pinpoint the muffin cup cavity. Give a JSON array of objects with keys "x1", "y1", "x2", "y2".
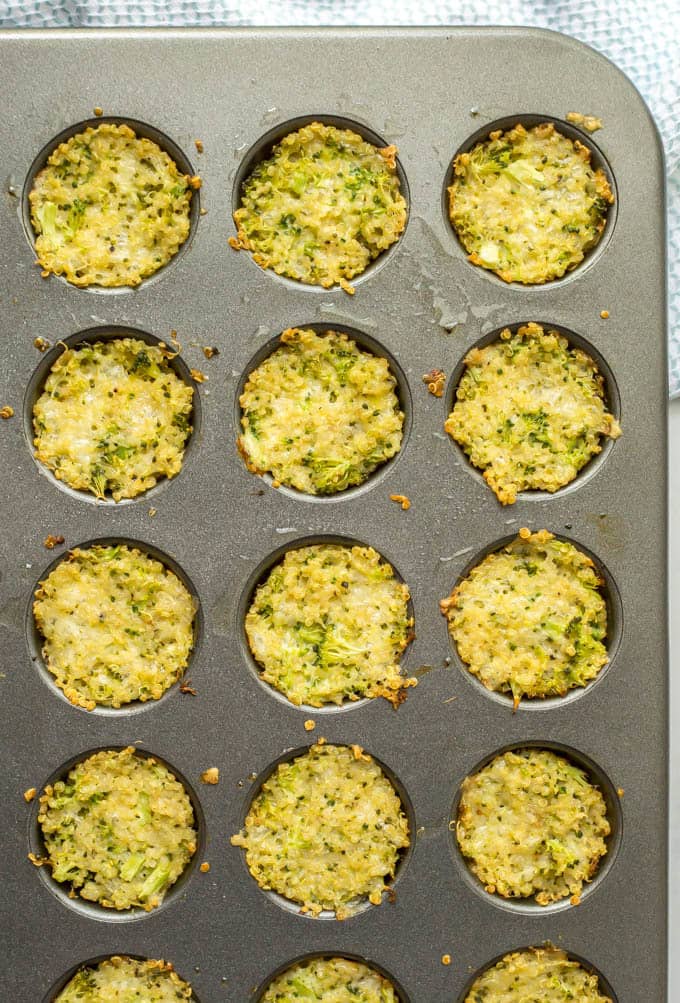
[
  {"x1": 22, "y1": 116, "x2": 200, "y2": 292},
  {"x1": 27, "y1": 536, "x2": 203, "y2": 715},
  {"x1": 442, "y1": 114, "x2": 617, "y2": 288},
  {"x1": 24, "y1": 326, "x2": 201, "y2": 506},
  {"x1": 449, "y1": 741, "x2": 622, "y2": 914},
  {"x1": 28, "y1": 746, "x2": 205, "y2": 922}
]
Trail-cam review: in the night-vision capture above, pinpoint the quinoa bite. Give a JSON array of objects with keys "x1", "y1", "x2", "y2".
[
  {"x1": 55, "y1": 956, "x2": 193, "y2": 1002},
  {"x1": 261, "y1": 956, "x2": 399, "y2": 1002},
  {"x1": 231, "y1": 742, "x2": 409, "y2": 918},
  {"x1": 29, "y1": 122, "x2": 195, "y2": 287},
  {"x1": 448, "y1": 122, "x2": 613, "y2": 284},
  {"x1": 440, "y1": 529, "x2": 609, "y2": 706},
  {"x1": 445, "y1": 323, "x2": 621, "y2": 504},
  {"x1": 33, "y1": 337, "x2": 193, "y2": 501},
  {"x1": 239, "y1": 327, "x2": 404, "y2": 495},
  {"x1": 230, "y1": 122, "x2": 406, "y2": 292},
  {"x1": 37, "y1": 747, "x2": 197, "y2": 911},
  {"x1": 464, "y1": 946, "x2": 612, "y2": 1002},
  {"x1": 245, "y1": 543, "x2": 414, "y2": 708},
  {"x1": 34, "y1": 544, "x2": 196, "y2": 709},
  {"x1": 456, "y1": 748, "x2": 610, "y2": 905}
]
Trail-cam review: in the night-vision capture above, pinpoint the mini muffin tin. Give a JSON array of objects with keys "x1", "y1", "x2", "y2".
[{"x1": 0, "y1": 26, "x2": 667, "y2": 1002}]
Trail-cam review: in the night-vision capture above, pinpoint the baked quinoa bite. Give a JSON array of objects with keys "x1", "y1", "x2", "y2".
[
  {"x1": 231, "y1": 742, "x2": 410, "y2": 918},
  {"x1": 456, "y1": 748, "x2": 610, "y2": 906},
  {"x1": 445, "y1": 323, "x2": 621, "y2": 504},
  {"x1": 261, "y1": 956, "x2": 399, "y2": 1002},
  {"x1": 36, "y1": 747, "x2": 197, "y2": 911},
  {"x1": 29, "y1": 123, "x2": 195, "y2": 287},
  {"x1": 230, "y1": 122, "x2": 407, "y2": 292},
  {"x1": 440, "y1": 529, "x2": 608, "y2": 707},
  {"x1": 55, "y1": 956, "x2": 193, "y2": 1002},
  {"x1": 245, "y1": 543, "x2": 414, "y2": 707},
  {"x1": 448, "y1": 122, "x2": 613, "y2": 284},
  {"x1": 464, "y1": 946, "x2": 613, "y2": 1002},
  {"x1": 239, "y1": 328, "x2": 404, "y2": 494},
  {"x1": 33, "y1": 544, "x2": 196, "y2": 710},
  {"x1": 33, "y1": 338, "x2": 193, "y2": 501}
]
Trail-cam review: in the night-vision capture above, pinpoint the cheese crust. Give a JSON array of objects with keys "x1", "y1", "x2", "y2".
[
  {"x1": 261, "y1": 956, "x2": 398, "y2": 1002},
  {"x1": 231, "y1": 122, "x2": 406, "y2": 291},
  {"x1": 34, "y1": 544, "x2": 196, "y2": 709},
  {"x1": 456, "y1": 748, "x2": 610, "y2": 905},
  {"x1": 440, "y1": 529, "x2": 608, "y2": 705},
  {"x1": 465, "y1": 946, "x2": 612, "y2": 1002},
  {"x1": 29, "y1": 123, "x2": 193, "y2": 287},
  {"x1": 55, "y1": 956, "x2": 193, "y2": 1002},
  {"x1": 445, "y1": 323, "x2": 621, "y2": 504},
  {"x1": 448, "y1": 122, "x2": 613, "y2": 284},
  {"x1": 38, "y1": 747, "x2": 197, "y2": 911},
  {"x1": 33, "y1": 338, "x2": 193, "y2": 501},
  {"x1": 239, "y1": 328, "x2": 403, "y2": 495},
  {"x1": 231, "y1": 742, "x2": 410, "y2": 918},
  {"x1": 245, "y1": 544, "x2": 414, "y2": 707}
]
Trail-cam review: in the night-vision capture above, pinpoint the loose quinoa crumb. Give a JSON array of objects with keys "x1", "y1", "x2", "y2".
[
  {"x1": 200, "y1": 768, "x2": 220, "y2": 785},
  {"x1": 390, "y1": 493, "x2": 411, "y2": 510}
]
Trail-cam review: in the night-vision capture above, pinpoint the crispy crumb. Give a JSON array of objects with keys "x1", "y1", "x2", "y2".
[
  {"x1": 23, "y1": 787, "x2": 37, "y2": 803},
  {"x1": 34, "y1": 337, "x2": 50, "y2": 352},
  {"x1": 200, "y1": 861, "x2": 210, "y2": 872},
  {"x1": 40, "y1": 269, "x2": 51, "y2": 278},
  {"x1": 202, "y1": 346, "x2": 219, "y2": 359},
  {"x1": 304, "y1": 719, "x2": 316, "y2": 732},
  {"x1": 190, "y1": 368, "x2": 208, "y2": 383},
  {"x1": 189, "y1": 175, "x2": 202, "y2": 190},
  {"x1": 201, "y1": 767, "x2": 220, "y2": 785},
  {"x1": 43, "y1": 534, "x2": 65, "y2": 549},
  {"x1": 390, "y1": 493, "x2": 411, "y2": 510},
  {"x1": 566, "y1": 111, "x2": 603, "y2": 132},
  {"x1": 93, "y1": 106, "x2": 103, "y2": 117},
  {"x1": 423, "y1": 368, "x2": 446, "y2": 397},
  {"x1": 617, "y1": 787, "x2": 625, "y2": 798},
  {"x1": 28, "y1": 852, "x2": 48, "y2": 867},
  {"x1": 194, "y1": 139, "x2": 204, "y2": 154},
  {"x1": 570, "y1": 893, "x2": 582, "y2": 906},
  {"x1": 148, "y1": 507, "x2": 157, "y2": 517},
  {"x1": 179, "y1": 679, "x2": 197, "y2": 696},
  {"x1": 0, "y1": 406, "x2": 14, "y2": 419},
  {"x1": 200, "y1": 207, "x2": 208, "y2": 216},
  {"x1": 600, "y1": 310, "x2": 610, "y2": 319},
  {"x1": 441, "y1": 954, "x2": 452, "y2": 966},
  {"x1": 518, "y1": 526, "x2": 532, "y2": 540}
]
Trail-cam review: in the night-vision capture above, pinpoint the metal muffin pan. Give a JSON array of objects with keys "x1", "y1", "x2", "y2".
[{"x1": 0, "y1": 26, "x2": 667, "y2": 1002}]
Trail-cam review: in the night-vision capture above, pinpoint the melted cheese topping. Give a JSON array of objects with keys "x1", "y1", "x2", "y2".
[
  {"x1": 33, "y1": 338, "x2": 193, "y2": 501},
  {"x1": 246, "y1": 544, "x2": 414, "y2": 707},
  {"x1": 38, "y1": 747, "x2": 197, "y2": 911},
  {"x1": 55, "y1": 957, "x2": 193, "y2": 1002},
  {"x1": 465, "y1": 947, "x2": 612, "y2": 1002},
  {"x1": 448, "y1": 122, "x2": 613, "y2": 284},
  {"x1": 440, "y1": 529, "x2": 608, "y2": 704},
  {"x1": 231, "y1": 743, "x2": 410, "y2": 918},
  {"x1": 34, "y1": 544, "x2": 196, "y2": 709},
  {"x1": 261, "y1": 957, "x2": 398, "y2": 1002},
  {"x1": 445, "y1": 323, "x2": 621, "y2": 504},
  {"x1": 29, "y1": 123, "x2": 193, "y2": 287},
  {"x1": 456, "y1": 748, "x2": 610, "y2": 905},
  {"x1": 231, "y1": 122, "x2": 406, "y2": 291},
  {"x1": 239, "y1": 328, "x2": 404, "y2": 495}
]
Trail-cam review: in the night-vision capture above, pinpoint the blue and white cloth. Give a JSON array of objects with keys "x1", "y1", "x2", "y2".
[{"x1": 2, "y1": 0, "x2": 679, "y2": 396}]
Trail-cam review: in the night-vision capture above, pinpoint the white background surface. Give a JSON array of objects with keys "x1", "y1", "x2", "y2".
[{"x1": 670, "y1": 399, "x2": 678, "y2": 997}]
